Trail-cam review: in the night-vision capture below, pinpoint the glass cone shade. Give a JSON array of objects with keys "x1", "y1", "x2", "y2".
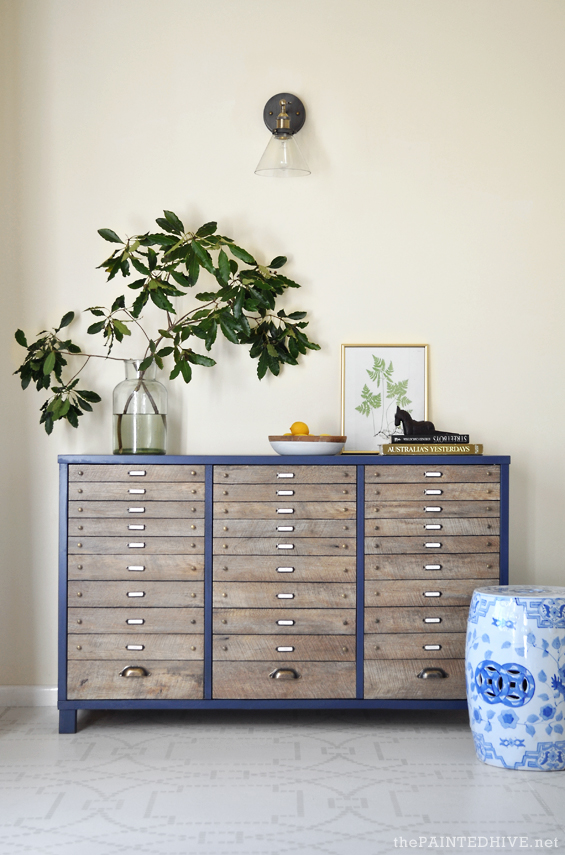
[{"x1": 255, "y1": 133, "x2": 310, "y2": 177}]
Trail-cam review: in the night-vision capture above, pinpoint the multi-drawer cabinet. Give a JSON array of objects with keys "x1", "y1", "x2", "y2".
[{"x1": 58, "y1": 455, "x2": 509, "y2": 732}]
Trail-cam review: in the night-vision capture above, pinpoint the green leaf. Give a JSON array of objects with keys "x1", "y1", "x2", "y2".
[
  {"x1": 98, "y1": 228, "x2": 123, "y2": 244},
  {"x1": 186, "y1": 352, "x2": 216, "y2": 367},
  {"x1": 287, "y1": 311, "x2": 307, "y2": 320},
  {"x1": 89, "y1": 308, "x2": 105, "y2": 316},
  {"x1": 196, "y1": 221, "x2": 217, "y2": 237},
  {"x1": 217, "y1": 249, "x2": 231, "y2": 285},
  {"x1": 139, "y1": 356, "x2": 153, "y2": 372},
  {"x1": 77, "y1": 390, "x2": 101, "y2": 403},
  {"x1": 257, "y1": 350, "x2": 269, "y2": 380},
  {"x1": 147, "y1": 247, "x2": 158, "y2": 271},
  {"x1": 219, "y1": 314, "x2": 240, "y2": 345},
  {"x1": 87, "y1": 321, "x2": 106, "y2": 335},
  {"x1": 131, "y1": 257, "x2": 150, "y2": 276},
  {"x1": 163, "y1": 210, "x2": 185, "y2": 233},
  {"x1": 179, "y1": 359, "x2": 192, "y2": 383},
  {"x1": 229, "y1": 244, "x2": 256, "y2": 266},
  {"x1": 157, "y1": 346, "x2": 174, "y2": 358},
  {"x1": 170, "y1": 270, "x2": 193, "y2": 289},
  {"x1": 127, "y1": 277, "x2": 146, "y2": 290},
  {"x1": 269, "y1": 256, "x2": 287, "y2": 269},
  {"x1": 15, "y1": 329, "x2": 28, "y2": 348},
  {"x1": 43, "y1": 352, "x2": 56, "y2": 374},
  {"x1": 192, "y1": 241, "x2": 214, "y2": 273},
  {"x1": 57, "y1": 311, "x2": 75, "y2": 330},
  {"x1": 195, "y1": 291, "x2": 218, "y2": 302},
  {"x1": 113, "y1": 320, "x2": 131, "y2": 337},
  {"x1": 131, "y1": 291, "x2": 149, "y2": 318},
  {"x1": 150, "y1": 290, "x2": 176, "y2": 313},
  {"x1": 111, "y1": 295, "x2": 126, "y2": 312}
]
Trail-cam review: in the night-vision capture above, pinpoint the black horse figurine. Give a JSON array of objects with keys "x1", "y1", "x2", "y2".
[{"x1": 394, "y1": 407, "x2": 436, "y2": 436}]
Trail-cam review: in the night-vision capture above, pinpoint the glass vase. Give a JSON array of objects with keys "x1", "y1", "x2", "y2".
[{"x1": 113, "y1": 359, "x2": 167, "y2": 455}]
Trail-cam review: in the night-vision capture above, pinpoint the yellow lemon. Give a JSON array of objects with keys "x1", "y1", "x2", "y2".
[
  {"x1": 290, "y1": 421, "x2": 309, "y2": 436},
  {"x1": 283, "y1": 432, "x2": 291, "y2": 436}
]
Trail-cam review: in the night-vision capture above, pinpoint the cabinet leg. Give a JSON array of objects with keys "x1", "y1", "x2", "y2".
[{"x1": 59, "y1": 710, "x2": 77, "y2": 734}]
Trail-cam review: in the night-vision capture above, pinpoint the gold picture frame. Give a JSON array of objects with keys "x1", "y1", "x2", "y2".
[{"x1": 341, "y1": 344, "x2": 429, "y2": 453}]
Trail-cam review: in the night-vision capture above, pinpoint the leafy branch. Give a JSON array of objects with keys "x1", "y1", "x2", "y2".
[{"x1": 14, "y1": 211, "x2": 320, "y2": 433}]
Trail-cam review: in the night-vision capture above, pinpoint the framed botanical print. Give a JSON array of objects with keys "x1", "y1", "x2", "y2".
[{"x1": 341, "y1": 344, "x2": 429, "y2": 453}]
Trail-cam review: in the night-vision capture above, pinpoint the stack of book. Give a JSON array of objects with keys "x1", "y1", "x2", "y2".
[{"x1": 381, "y1": 434, "x2": 483, "y2": 455}]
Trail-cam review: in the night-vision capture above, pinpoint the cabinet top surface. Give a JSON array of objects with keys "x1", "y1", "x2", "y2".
[{"x1": 59, "y1": 454, "x2": 510, "y2": 465}]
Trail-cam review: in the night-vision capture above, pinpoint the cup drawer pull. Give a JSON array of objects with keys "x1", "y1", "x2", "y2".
[
  {"x1": 277, "y1": 593, "x2": 294, "y2": 599},
  {"x1": 277, "y1": 619, "x2": 295, "y2": 626},
  {"x1": 425, "y1": 542, "x2": 442, "y2": 548},
  {"x1": 128, "y1": 507, "x2": 146, "y2": 513},
  {"x1": 127, "y1": 591, "x2": 145, "y2": 598},
  {"x1": 277, "y1": 508, "x2": 294, "y2": 514},
  {"x1": 425, "y1": 506, "x2": 442, "y2": 512},
  {"x1": 277, "y1": 544, "x2": 294, "y2": 550},
  {"x1": 126, "y1": 618, "x2": 144, "y2": 625},
  {"x1": 269, "y1": 668, "x2": 300, "y2": 680},
  {"x1": 120, "y1": 666, "x2": 148, "y2": 677},
  {"x1": 277, "y1": 646, "x2": 295, "y2": 652},
  {"x1": 127, "y1": 565, "x2": 145, "y2": 572},
  {"x1": 424, "y1": 591, "x2": 442, "y2": 597},
  {"x1": 128, "y1": 470, "x2": 146, "y2": 477},
  {"x1": 277, "y1": 473, "x2": 295, "y2": 478},
  {"x1": 276, "y1": 567, "x2": 294, "y2": 573},
  {"x1": 277, "y1": 490, "x2": 294, "y2": 496},
  {"x1": 417, "y1": 667, "x2": 447, "y2": 679},
  {"x1": 425, "y1": 472, "x2": 443, "y2": 478},
  {"x1": 128, "y1": 543, "x2": 146, "y2": 548},
  {"x1": 424, "y1": 617, "x2": 442, "y2": 623},
  {"x1": 126, "y1": 644, "x2": 145, "y2": 651}
]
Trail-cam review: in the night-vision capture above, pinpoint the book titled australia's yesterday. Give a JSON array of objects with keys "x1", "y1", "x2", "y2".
[{"x1": 382, "y1": 443, "x2": 483, "y2": 455}]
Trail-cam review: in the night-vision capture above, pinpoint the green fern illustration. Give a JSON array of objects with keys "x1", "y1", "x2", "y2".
[
  {"x1": 354, "y1": 356, "x2": 412, "y2": 439},
  {"x1": 355, "y1": 384, "x2": 381, "y2": 417}
]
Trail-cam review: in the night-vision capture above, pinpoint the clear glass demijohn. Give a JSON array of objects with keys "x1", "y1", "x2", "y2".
[{"x1": 113, "y1": 359, "x2": 167, "y2": 455}]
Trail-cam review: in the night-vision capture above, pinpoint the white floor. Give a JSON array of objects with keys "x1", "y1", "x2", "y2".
[{"x1": 0, "y1": 707, "x2": 564, "y2": 855}]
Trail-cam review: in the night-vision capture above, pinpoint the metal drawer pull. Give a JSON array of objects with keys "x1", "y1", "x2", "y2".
[
  {"x1": 424, "y1": 471, "x2": 443, "y2": 478},
  {"x1": 128, "y1": 524, "x2": 145, "y2": 530},
  {"x1": 277, "y1": 508, "x2": 294, "y2": 514},
  {"x1": 277, "y1": 526, "x2": 294, "y2": 532},
  {"x1": 277, "y1": 646, "x2": 295, "y2": 652},
  {"x1": 277, "y1": 619, "x2": 295, "y2": 626},
  {"x1": 277, "y1": 593, "x2": 294, "y2": 599},
  {"x1": 277, "y1": 490, "x2": 294, "y2": 496},
  {"x1": 417, "y1": 667, "x2": 447, "y2": 679},
  {"x1": 120, "y1": 666, "x2": 148, "y2": 677},
  {"x1": 269, "y1": 668, "x2": 300, "y2": 680},
  {"x1": 277, "y1": 544, "x2": 294, "y2": 550},
  {"x1": 425, "y1": 524, "x2": 442, "y2": 530},
  {"x1": 424, "y1": 564, "x2": 441, "y2": 571},
  {"x1": 128, "y1": 507, "x2": 146, "y2": 513},
  {"x1": 126, "y1": 644, "x2": 145, "y2": 651},
  {"x1": 424, "y1": 489, "x2": 442, "y2": 495},
  {"x1": 127, "y1": 591, "x2": 145, "y2": 597},
  {"x1": 126, "y1": 618, "x2": 144, "y2": 625},
  {"x1": 425, "y1": 506, "x2": 442, "y2": 512},
  {"x1": 424, "y1": 644, "x2": 441, "y2": 651},
  {"x1": 128, "y1": 542, "x2": 146, "y2": 548},
  {"x1": 425, "y1": 542, "x2": 442, "y2": 548},
  {"x1": 424, "y1": 591, "x2": 441, "y2": 597},
  {"x1": 276, "y1": 567, "x2": 294, "y2": 573},
  {"x1": 129, "y1": 488, "x2": 146, "y2": 494},
  {"x1": 128, "y1": 470, "x2": 146, "y2": 476},
  {"x1": 424, "y1": 617, "x2": 441, "y2": 623},
  {"x1": 127, "y1": 565, "x2": 145, "y2": 572},
  {"x1": 277, "y1": 473, "x2": 295, "y2": 478}
]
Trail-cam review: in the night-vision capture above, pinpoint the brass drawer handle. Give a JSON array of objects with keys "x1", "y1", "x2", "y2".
[
  {"x1": 269, "y1": 668, "x2": 300, "y2": 681},
  {"x1": 120, "y1": 666, "x2": 148, "y2": 678},
  {"x1": 417, "y1": 667, "x2": 447, "y2": 679}
]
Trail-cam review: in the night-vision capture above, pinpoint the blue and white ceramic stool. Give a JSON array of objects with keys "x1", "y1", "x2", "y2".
[{"x1": 466, "y1": 585, "x2": 565, "y2": 771}]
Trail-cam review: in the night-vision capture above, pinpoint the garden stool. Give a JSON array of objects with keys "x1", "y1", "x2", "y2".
[{"x1": 466, "y1": 585, "x2": 565, "y2": 771}]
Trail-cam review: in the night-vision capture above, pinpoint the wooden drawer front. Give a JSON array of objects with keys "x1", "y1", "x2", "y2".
[
  {"x1": 69, "y1": 464, "x2": 204, "y2": 482},
  {"x1": 365, "y1": 500, "x2": 500, "y2": 519},
  {"x1": 366, "y1": 535, "x2": 498, "y2": 554},
  {"x1": 364, "y1": 659, "x2": 466, "y2": 699},
  {"x1": 367, "y1": 518, "x2": 499, "y2": 537},
  {"x1": 69, "y1": 608, "x2": 203, "y2": 633},
  {"x1": 367, "y1": 483, "x2": 499, "y2": 502},
  {"x1": 365, "y1": 465, "x2": 499, "y2": 484},
  {"x1": 68, "y1": 555, "x2": 204, "y2": 581},
  {"x1": 365, "y1": 578, "x2": 495, "y2": 607},
  {"x1": 214, "y1": 635, "x2": 355, "y2": 661},
  {"x1": 213, "y1": 608, "x2": 354, "y2": 635},
  {"x1": 214, "y1": 465, "x2": 355, "y2": 485},
  {"x1": 67, "y1": 660, "x2": 203, "y2": 700},
  {"x1": 365, "y1": 554, "x2": 499, "y2": 580},
  {"x1": 68, "y1": 634, "x2": 203, "y2": 660},
  {"x1": 215, "y1": 501, "x2": 356, "y2": 520},
  {"x1": 213, "y1": 661, "x2": 355, "y2": 699},
  {"x1": 364, "y1": 633, "x2": 466, "y2": 660},
  {"x1": 214, "y1": 555, "x2": 355, "y2": 583},
  {"x1": 365, "y1": 607, "x2": 469, "y2": 634},
  {"x1": 69, "y1": 501, "x2": 204, "y2": 519},
  {"x1": 69, "y1": 482, "x2": 205, "y2": 501},
  {"x1": 213, "y1": 582, "x2": 355, "y2": 609},
  {"x1": 215, "y1": 484, "x2": 355, "y2": 503},
  {"x1": 69, "y1": 536, "x2": 204, "y2": 555},
  {"x1": 68, "y1": 518, "x2": 204, "y2": 537},
  {"x1": 213, "y1": 537, "x2": 355, "y2": 556},
  {"x1": 217, "y1": 519, "x2": 355, "y2": 538},
  {"x1": 69, "y1": 581, "x2": 203, "y2": 608}
]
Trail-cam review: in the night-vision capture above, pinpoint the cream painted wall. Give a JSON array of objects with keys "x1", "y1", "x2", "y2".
[{"x1": 1, "y1": 0, "x2": 564, "y2": 686}]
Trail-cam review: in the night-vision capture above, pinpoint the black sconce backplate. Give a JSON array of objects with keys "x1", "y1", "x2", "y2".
[{"x1": 263, "y1": 93, "x2": 306, "y2": 134}]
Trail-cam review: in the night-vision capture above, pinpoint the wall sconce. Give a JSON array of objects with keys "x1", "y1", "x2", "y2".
[{"x1": 255, "y1": 93, "x2": 310, "y2": 177}]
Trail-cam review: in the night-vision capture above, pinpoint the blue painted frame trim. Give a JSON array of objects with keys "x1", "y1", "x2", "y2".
[
  {"x1": 499, "y1": 462, "x2": 510, "y2": 585},
  {"x1": 58, "y1": 454, "x2": 510, "y2": 466},
  {"x1": 57, "y1": 462, "x2": 69, "y2": 704},
  {"x1": 58, "y1": 698, "x2": 468, "y2": 711},
  {"x1": 356, "y1": 465, "x2": 365, "y2": 699},
  {"x1": 204, "y1": 465, "x2": 214, "y2": 699}
]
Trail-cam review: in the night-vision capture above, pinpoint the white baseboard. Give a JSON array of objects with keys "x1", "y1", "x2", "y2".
[{"x1": 0, "y1": 685, "x2": 57, "y2": 707}]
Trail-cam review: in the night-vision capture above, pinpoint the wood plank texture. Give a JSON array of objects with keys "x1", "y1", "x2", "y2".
[
  {"x1": 68, "y1": 482, "x2": 205, "y2": 501},
  {"x1": 365, "y1": 535, "x2": 499, "y2": 554},
  {"x1": 367, "y1": 518, "x2": 499, "y2": 536},
  {"x1": 213, "y1": 537, "x2": 355, "y2": 556},
  {"x1": 213, "y1": 555, "x2": 355, "y2": 583},
  {"x1": 213, "y1": 465, "x2": 356, "y2": 484},
  {"x1": 213, "y1": 582, "x2": 355, "y2": 609},
  {"x1": 365, "y1": 465, "x2": 500, "y2": 484},
  {"x1": 364, "y1": 554, "x2": 499, "y2": 580},
  {"x1": 68, "y1": 634, "x2": 204, "y2": 660},
  {"x1": 68, "y1": 581, "x2": 204, "y2": 607},
  {"x1": 68, "y1": 555, "x2": 204, "y2": 581},
  {"x1": 69, "y1": 501, "x2": 205, "y2": 519},
  {"x1": 69, "y1": 464, "x2": 204, "y2": 482},
  {"x1": 365, "y1": 578, "x2": 496, "y2": 607},
  {"x1": 364, "y1": 659, "x2": 466, "y2": 699},
  {"x1": 364, "y1": 632, "x2": 466, "y2": 660},
  {"x1": 213, "y1": 661, "x2": 356, "y2": 699},
  {"x1": 69, "y1": 608, "x2": 204, "y2": 633},
  {"x1": 67, "y1": 660, "x2": 204, "y2": 700},
  {"x1": 365, "y1": 500, "x2": 500, "y2": 519},
  {"x1": 68, "y1": 518, "x2": 204, "y2": 537},
  {"x1": 214, "y1": 501, "x2": 356, "y2": 520},
  {"x1": 214, "y1": 484, "x2": 356, "y2": 502},
  {"x1": 366, "y1": 483, "x2": 500, "y2": 502},
  {"x1": 365, "y1": 606, "x2": 470, "y2": 634},
  {"x1": 213, "y1": 635, "x2": 355, "y2": 661},
  {"x1": 215, "y1": 519, "x2": 356, "y2": 538},
  {"x1": 68, "y1": 536, "x2": 204, "y2": 555},
  {"x1": 213, "y1": 608, "x2": 355, "y2": 635}
]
